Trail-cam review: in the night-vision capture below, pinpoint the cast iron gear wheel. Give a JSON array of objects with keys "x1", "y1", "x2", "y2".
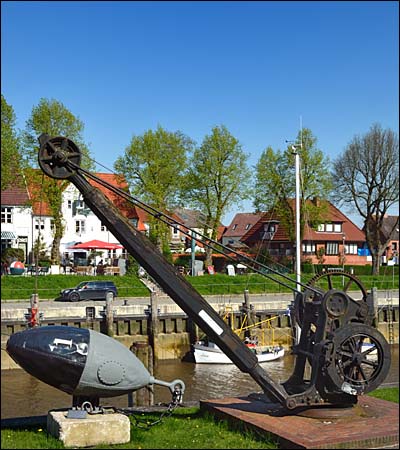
[
  {"x1": 307, "y1": 271, "x2": 367, "y2": 302},
  {"x1": 38, "y1": 133, "x2": 82, "y2": 179},
  {"x1": 324, "y1": 323, "x2": 391, "y2": 395},
  {"x1": 294, "y1": 271, "x2": 368, "y2": 326}
]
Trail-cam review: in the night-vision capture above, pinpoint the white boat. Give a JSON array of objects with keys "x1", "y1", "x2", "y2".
[{"x1": 193, "y1": 340, "x2": 285, "y2": 364}]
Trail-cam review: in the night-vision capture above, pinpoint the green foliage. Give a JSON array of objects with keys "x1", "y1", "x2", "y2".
[
  {"x1": 22, "y1": 98, "x2": 92, "y2": 167},
  {"x1": 125, "y1": 254, "x2": 140, "y2": 276},
  {"x1": 254, "y1": 128, "x2": 332, "y2": 244},
  {"x1": 1, "y1": 247, "x2": 25, "y2": 263},
  {"x1": 174, "y1": 255, "x2": 192, "y2": 268},
  {"x1": 114, "y1": 125, "x2": 193, "y2": 251},
  {"x1": 1, "y1": 94, "x2": 22, "y2": 190},
  {"x1": 21, "y1": 98, "x2": 93, "y2": 265},
  {"x1": 184, "y1": 125, "x2": 252, "y2": 266}
]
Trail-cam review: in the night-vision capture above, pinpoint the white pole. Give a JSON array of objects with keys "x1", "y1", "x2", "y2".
[
  {"x1": 295, "y1": 150, "x2": 301, "y2": 291},
  {"x1": 292, "y1": 145, "x2": 302, "y2": 344}
]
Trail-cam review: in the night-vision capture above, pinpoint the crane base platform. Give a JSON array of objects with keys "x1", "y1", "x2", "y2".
[{"x1": 200, "y1": 394, "x2": 399, "y2": 449}]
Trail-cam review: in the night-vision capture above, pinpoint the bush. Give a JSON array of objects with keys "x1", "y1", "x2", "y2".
[{"x1": 1, "y1": 247, "x2": 25, "y2": 263}]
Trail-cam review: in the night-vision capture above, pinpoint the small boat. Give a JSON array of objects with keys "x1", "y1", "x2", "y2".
[{"x1": 193, "y1": 340, "x2": 285, "y2": 364}]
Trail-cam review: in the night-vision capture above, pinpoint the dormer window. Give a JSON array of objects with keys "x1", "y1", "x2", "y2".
[
  {"x1": 245, "y1": 223, "x2": 251, "y2": 230},
  {"x1": 232, "y1": 224, "x2": 238, "y2": 230}
]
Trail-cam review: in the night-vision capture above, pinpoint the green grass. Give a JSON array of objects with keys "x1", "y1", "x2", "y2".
[
  {"x1": 1, "y1": 272, "x2": 398, "y2": 301},
  {"x1": 368, "y1": 386, "x2": 399, "y2": 403},
  {"x1": 1, "y1": 388, "x2": 398, "y2": 449},
  {"x1": 1, "y1": 407, "x2": 277, "y2": 449}
]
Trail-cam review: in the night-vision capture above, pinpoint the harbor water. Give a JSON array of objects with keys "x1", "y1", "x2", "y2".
[{"x1": 1, "y1": 345, "x2": 398, "y2": 419}]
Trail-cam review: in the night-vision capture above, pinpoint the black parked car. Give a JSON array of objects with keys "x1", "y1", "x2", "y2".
[{"x1": 60, "y1": 281, "x2": 118, "y2": 302}]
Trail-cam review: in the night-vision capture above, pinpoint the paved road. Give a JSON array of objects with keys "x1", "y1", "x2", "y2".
[{"x1": 1, "y1": 289, "x2": 398, "y2": 310}]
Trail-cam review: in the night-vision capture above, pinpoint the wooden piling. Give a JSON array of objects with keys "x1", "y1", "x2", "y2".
[
  {"x1": 105, "y1": 293, "x2": 114, "y2": 337},
  {"x1": 130, "y1": 341, "x2": 154, "y2": 406}
]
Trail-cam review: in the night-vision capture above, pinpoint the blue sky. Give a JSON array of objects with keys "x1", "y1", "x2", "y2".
[{"x1": 2, "y1": 1, "x2": 399, "y2": 226}]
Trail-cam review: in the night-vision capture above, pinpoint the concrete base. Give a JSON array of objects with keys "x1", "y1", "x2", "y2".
[
  {"x1": 200, "y1": 394, "x2": 399, "y2": 449},
  {"x1": 47, "y1": 410, "x2": 131, "y2": 448}
]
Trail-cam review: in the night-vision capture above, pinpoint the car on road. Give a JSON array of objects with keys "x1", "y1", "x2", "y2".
[{"x1": 60, "y1": 281, "x2": 118, "y2": 302}]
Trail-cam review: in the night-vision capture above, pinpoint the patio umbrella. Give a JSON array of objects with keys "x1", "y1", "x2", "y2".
[{"x1": 68, "y1": 239, "x2": 123, "y2": 250}]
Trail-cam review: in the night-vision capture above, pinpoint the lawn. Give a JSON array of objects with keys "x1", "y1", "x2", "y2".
[
  {"x1": 1, "y1": 272, "x2": 398, "y2": 301},
  {"x1": 1, "y1": 388, "x2": 398, "y2": 449}
]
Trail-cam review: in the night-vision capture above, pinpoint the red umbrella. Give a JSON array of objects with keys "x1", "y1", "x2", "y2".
[{"x1": 68, "y1": 239, "x2": 123, "y2": 250}]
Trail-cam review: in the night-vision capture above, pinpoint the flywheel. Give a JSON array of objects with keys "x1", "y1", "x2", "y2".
[
  {"x1": 294, "y1": 271, "x2": 368, "y2": 327},
  {"x1": 324, "y1": 323, "x2": 391, "y2": 395}
]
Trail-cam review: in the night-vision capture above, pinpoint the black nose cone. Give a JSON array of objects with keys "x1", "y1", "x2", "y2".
[{"x1": 7, "y1": 326, "x2": 90, "y2": 394}]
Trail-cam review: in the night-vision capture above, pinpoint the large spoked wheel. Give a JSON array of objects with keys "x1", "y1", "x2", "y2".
[
  {"x1": 38, "y1": 133, "x2": 82, "y2": 179},
  {"x1": 294, "y1": 271, "x2": 368, "y2": 327},
  {"x1": 326, "y1": 323, "x2": 391, "y2": 395}
]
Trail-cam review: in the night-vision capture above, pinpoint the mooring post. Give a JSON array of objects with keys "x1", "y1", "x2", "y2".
[
  {"x1": 243, "y1": 289, "x2": 255, "y2": 336},
  {"x1": 149, "y1": 289, "x2": 158, "y2": 356},
  {"x1": 29, "y1": 293, "x2": 40, "y2": 327},
  {"x1": 105, "y1": 292, "x2": 114, "y2": 337},
  {"x1": 130, "y1": 341, "x2": 154, "y2": 406}
]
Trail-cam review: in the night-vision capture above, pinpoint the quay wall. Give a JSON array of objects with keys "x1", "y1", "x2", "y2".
[{"x1": 1, "y1": 294, "x2": 398, "y2": 370}]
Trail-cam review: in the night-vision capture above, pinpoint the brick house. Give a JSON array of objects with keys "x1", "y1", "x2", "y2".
[
  {"x1": 221, "y1": 212, "x2": 263, "y2": 248},
  {"x1": 239, "y1": 200, "x2": 370, "y2": 266}
]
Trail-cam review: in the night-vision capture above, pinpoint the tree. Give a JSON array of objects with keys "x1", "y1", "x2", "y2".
[
  {"x1": 254, "y1": 128, "x2": 332, "y2": 266},
  {"x1": 184, "y1": 125, "x2": 252, "y2": 268},
  {"x1": 332, "y1": 123, "x2": 399, "y2": 274},
  {"x1": 22, "y1": 98, "x2": 92, "y2": 264},
  {"x1": 1, "y1": 94, "x2": 22, "y2": 190},
  {"x1": 114, "y1": 126, "x2": 193, "y2": 253}
]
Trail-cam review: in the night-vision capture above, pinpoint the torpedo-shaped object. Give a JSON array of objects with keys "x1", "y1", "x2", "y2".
[{"x1": 6, "y1": 326, "x2": 183, "y2": 398}]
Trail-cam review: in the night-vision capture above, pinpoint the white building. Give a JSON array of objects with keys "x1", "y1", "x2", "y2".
[{"x1": 1, "y1": 172, "x2": 137, "y2": 266}]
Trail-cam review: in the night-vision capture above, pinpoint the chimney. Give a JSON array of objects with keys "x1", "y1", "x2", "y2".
[{"x1": 312, "y1": 197, "x2": 320, "y2": 207}]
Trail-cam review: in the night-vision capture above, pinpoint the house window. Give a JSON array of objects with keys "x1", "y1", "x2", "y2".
[
  {"x1": 392, "y1": 242, "x2": 398, "y2": 251},
  {"x1": 326, "y1": 242, "x2": 338, "y2": 255},
  {"x1": 130, "y1": 218, "x2": 138, "y2": 228},
  {"x1": 1, "y1": 207, "x2": 13, "y2": 224},
  {"x1": 302, "y1": 243, "x2": 316, "y2": 254},
  {"x1": 325, "y1": 223, "x2": 333, "y2": 232},
  {"x1": 232, "y1": 224, "x2": 238, "y2": 230},
  {"x1": 245, "y1": 223, "x2": 251, "y2": 230},
  {"x1": 333, "y1": 223, "x2": 342, "y2": 232},
  {"x1": 100, "y1": 222, "x2": 107, "y2": 232},
  {"x1": 76, "y1": 220, "x2": 85, "y2": 233},
  {"x1": 67, "y1": 200, "x2": 72, "y2": 209},
  {"x1": 35, "y1": 219, "x2": 45, "y2": 230},
  {"x1": 317, "y1": 224, "x2": 324, "y2": 232},
  {"x1": 346, "y1": 244, "x2": 358, "y2": 255},
  {"x1": 172, "y1": 226, "x2": 179, "y2": 237}
]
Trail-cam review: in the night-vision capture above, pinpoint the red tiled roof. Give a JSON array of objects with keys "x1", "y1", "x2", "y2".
[
  {"x1": 241, "y1": 200, "x2": 366, "y2": 245},
  {"x1": 1, "y1": 183, "x2": 30, "y2": 207},
  {"x1": 89, "y1": 173, "x2": 137, "y2": 219}
]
